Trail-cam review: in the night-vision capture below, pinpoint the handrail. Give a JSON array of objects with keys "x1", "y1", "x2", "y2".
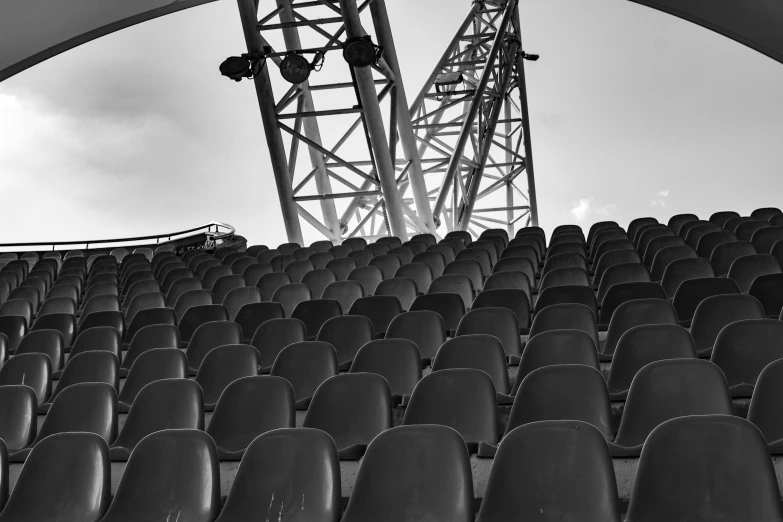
[{"x1": 0, "y1": 221, "x2": 235, "y2": 251}]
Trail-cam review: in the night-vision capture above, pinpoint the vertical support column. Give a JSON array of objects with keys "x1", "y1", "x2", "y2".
[
  {"x1": 236, "y1": 0, "x2": 303, "y2": 244},
  {"x1": 512, "y1": 8, "x2": 539, "y2": 227},
  {"x1": 277, "y1": 0, "x2": 341, "y2": 242},
  {"x1": 338, "y1": 0, "x2": 408, "y2": 240},
  {"x1": 505, "y1": 99, "x2": 515, "y2": 238},
  {"x1": 370, "y1": 0, "x2": 437, "y2": 235}
]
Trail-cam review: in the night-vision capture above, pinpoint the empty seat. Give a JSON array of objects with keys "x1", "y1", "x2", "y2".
[
  {"x1": 411, "y1": 251, "x2": 446, "y2": 279},
  {"x1": 277, "y1": 242, "x2": 300, "y2": 256},
  {"x1": 394, "y1": 262, "x2": 433, "y2": 293},
  {"x1": 347, "y1": 295, "x2": 401, "y2": 337},
  {"x1": 727, "y1": 253, "x2": 782, "y2": 293},
  {"x1": 0, "y1": 315, "x2": 26, "y2": 352},
  {"x1": 592, "y1": 249, "x2": 640, "y2": 284},
  {"x1": 178, "y1": 304, "x2": 229, "y2": 345},
  {"x1": 41, "y1": 295, "x2": 79, "y2": 318},
  {"x1": 428, "y1": 274, "x2": 474, "y2": 311},
  {"x1": 165, "y1": 277, "x2": 203, "y2": 308},
  {"x1": 0, "y1": 299, "x2": 32, "y2": 327},
  {"x1": 194, "y1": 258, "x2": 221, "y2": 279},
  {"x1": 610, "y1": 359, "x2": 733, "y2": 457},
  {"x1": 476, "y1": 420, "x2": 621, "y2": 522},
  {"x1": 672, "y1": 277, "x2": 739, "y2": 324},
  {"x1": 123, "y1": 292, "x2": 164, "y2": 327},
  {"x1": 596, "y1": 263, "x2": 651, "y2": 303},
  {"x1": 492, "y1": 257, "x2": 536, "y2": 290},
  {"x1": 650, "y1": 245, "x2": 698, "y2": 282},
  {"x1": 211, "y1": 275, "x2": 246, "y2": 304},
  {"x1": 270, "y1": 341, "x2": 338, "y2": 409},
  {"x1": 301, "y1": 268, "x2": 337, "y2": 299},
  {"x1": 472, "y1": 288, "x2": 531, "y2": 331},
  {"x1": 118, "y1": 348, "x2": 188, "y2": 412},
  {"x1": 350, "y1": 339, "x2": 421, "y2": 404},
  {"x1": 250, "y1": 317, "x2": 307, "y2": 372},
  {"x1": 443, "y1": 259, "x2": 484, "y2": 292},
  {"x1": 214, "y1": 427, "x2": 340, "y2": 522},
  {"x1": 256, "y1": 249, "x2": 281, "y2": 264},
  {"x1": 374, "y1": 278, "x2": 418, "y2": 312},
  {"x1": 661, "y1": 257, "x2": 714, "y2": 298},
  {"x1": 748, "y1": 359, "x2": 783, "y2": 454},
  {"x1": 195, "y1": 344, "x2": 260, "y2": 409},
  {"x1": 710, "y1": 240, "x2": 757, "y2": 276},
  {"x1": 7, "y1": 286, "x2": 39, "y2": 312},
  {"x1": 347, "y1": 266, "x2": 384, "y2": 295},
  {"x1": 303, "y1": 373, "x2": 392, "y2": 460},
  {"x1": 680, "y1": 219, "x2": 713, "y2": 239},
  {"x1": 456, "y1": 247, "x2": 493, "y2": 278},
  {"x1": 321, "y1": 280, "x2": 363, "y2": 314},
  {"x1": 230, "y1": 256, "x2": 260, "y2": 275},
  {"x1": 16, "y1": 328, "x2": 64, "y2": 372},
  {"x1": 369, "y1": 254, "x2": 402, "y2": 280},
  {"x1": 427, "y1": 243, "x2": 456, "y2": 264},
  {"x1": 547, "y1": 242, "x2": 586, "y2": 258},
  {"x1": 603, "y1": 298, "x2": 678, "y2": 357},
  {"x1": 11, "y1": 382, "x2": 117, "y2": 462},
  {"x1": 642, "y1": 235, "x2": 686, "y2": 267},
  {"x1": 530, "y1": 303, "x2": 599, "y2": 348},
  {"x1": 455, "y1": 307, "x2": 523, "y2": 359},
  {"x1": 409, "y1": 293, "x2": 465, "y2": 335},
  {"x1": 270, "y1": 283, "x2": 311, "y2": 317},
  {"x1": 542, "y1": 253, "x2": 587, "y2": 275},
  {"x1": 376, "y1": 236, "x2": 402, "y2": 249},
  {"x1": 752, "y1": 226, "x2": 783, "y2": 254},
  {"x1": 241, "y1": 262, "x2": 273, "y2": 287},
  {"x1": 598, "y1": 282, "x2": 667, "y2": 325},
  {"x1": 385, "y1": 310, "x2": 446, "y2": 363},
  {"x1": 44, "y1": 351, "x2": 119, "y2": 409},
  {"x1": 203, "y1": 265, "x2": 235, "y2": 291},
  {"x1": 625, "y1": 415, "x2": 783, "y2": 521},
  {"x1": 534, "y1": 284, "x2": 597, "y2": 318},
  {"x1": 0, "y1": 385, "x2": 36, "y2": 452},
  {"x1": 696, "y1": 230, "x2": 737, "y2": 258},
  {"x1": 513, "y1": 329, "x2": 599, "y2": 393},
  {"x1": 539, "y1": 267, "x2": 590, "y2": 295},
  {"x1": 685, "y1": 222, "x2": 722, "y2": 248},
  {"x1": 102, "y1": 429, "x2": 220, "y2": 521},
  {"x1": 284, "y1": 259, "x2": 314, "y2": 283},
  {"x1": 403, "y1": 368, "x2": 498, "y2": 452},
  {"x1": 324, "y1": 257, "x2": 357, "y2": 280},
  {"x1": 690, "y1": 294, "x2": 765, "y2": 356},
  {"x1": 637, "y1": 227, "x2": 673, "y2": 256},
  {"x1": 0, "y1": 432, "x2": 110, "y2": 522},
  {"x1": 291, "y1": 299, "x2": 342, "y2": 339},
  {"x1": 222, "y1": 286, "x2": 262, "y2": 321},
  {"x1": 256, "y1": 272, "x2": 292, "y2": 301},
  {"x1": 711, "y1": 319, "x2": 783, "y2": 397},
  {"x1": 736, "y1": 219, "x2": 772, "y2": 242},
  {"x1": 316, "y1": 314, "x2": 374, "y2": 370},
  {"x1": 709, "y1": 211, "x2": 740, "y2": 227},
  {"x1": 433, "y1": 334, "x2": 511, "y2": 397},
  {"x1": 185, "y1": 320, "x2": 243, "y2": 373},
  {"x1": 748, "y1": 273, "x2": 783, "y2": 318},
  {"x1": 752, "y1": 207, "x2": 783, "y2": 221},
  {"x1": 109, "y1": 379, "x2": 203, "y2": 460},
  {"x1": 173, "y1": 289, "x2": 213, "y2": 321},
  {"x1": 347, "y1": 249, "x2": 375, "y2": 268}
]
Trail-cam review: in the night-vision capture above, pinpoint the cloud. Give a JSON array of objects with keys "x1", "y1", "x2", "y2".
[
  {"x1": 570, "y1": 198, "x2": 616, "y2": 222},
  {"x1": 658, "y1": 190, "x2": 669, "y2": 197},
  {"x1": 651, "y1": 189, "x2": 669, "y2": 207}
]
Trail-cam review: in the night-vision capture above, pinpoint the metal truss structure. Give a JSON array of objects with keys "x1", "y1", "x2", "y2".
[{"x1": 234, "y1": 0, "x2": 538, "y2": 244}]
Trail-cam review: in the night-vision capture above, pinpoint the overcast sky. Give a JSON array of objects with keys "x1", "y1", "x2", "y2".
[{"x1": 1, "y1": 0, "x2": 781, "y2": 248}]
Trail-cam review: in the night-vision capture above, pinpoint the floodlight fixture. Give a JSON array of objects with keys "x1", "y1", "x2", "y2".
[
  {"x1": 522, "y1": 52, "x2": 539, "y2": 61},
  {"x1": 219, "y1": 53, "x2": 265, "y2": 82},
  {"x1": 343, "y1": 36, "x2": 383, "y2": 68},
  {"x1": 280, "y1": 51, "x2": 324, "y2": 84}
]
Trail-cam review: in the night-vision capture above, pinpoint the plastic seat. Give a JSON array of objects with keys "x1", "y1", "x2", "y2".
[
  {"x1": 270, "y1": 341, "x2": 338, "y2": 409},
  {"x1": 394, "y1": 262, "x2": 433, "y2": 293},
  {"x1": 443, "y1": 259, "x2": 484, "y2": 293},
  {"x1": 476, "y1": 420, "x2": 621, "y2": 522},
  {"x1": 672, "y1": 277, "x2": 740, "y2": 324},
  {"x1": 547, "y1": 242, "x2": 586, "y2": 259},
  {"x1": 492, "y1": 257, "x2": 536, "y2": 290},
  {"x1": 549, "y1": 232, "x2": 585, "y2": 248},
  {"x1": 472, "y1": 288, "x2": 530, "y2": 330},
  {"x1": 194, "y1": 258, "x2": 221, "y2": 279},
  {"x1": 270, "y1": 283, "x2": 311, "y2": 317},
  {"x1": 11, "y1": 382, "x2": 117, "y2": 462},
  {"x1": 455, "y1": 247, "x2": 492, "y2": 279},
  {"x1": 386, "y1": 246, "x2": 414, "y2": 264},
  {"x1": 637, "y1": 227, "x2": 674, "y2": 257},
  {"x1": 43, "y1": 351, "x2": 119, "y2": 410},
  {"x1": 123, "y1": 292, "x2": 164, "y2": 327},
  {"x1": 660, "y1": 257, "x2": 714, "y2": 298},
  {"x1": 427, "y1": 243, "x2": 456, "y2": 264},
  {"x1": 205, "y1": 376, "x2": 294, "y2": 461},
  {"x1": 641, "y1": 235, "x2": 686, "y2": 267},
  {"x1": 596, "y1": 263, "x2": 651, "y2": 303},
  {"x1": 7, "y1": 286, "x2": 39, "y2": 312},
  {"x1": 216, "y1": 429, "x2": 341, "y2": 522},
  {"x1": 222, "y1": 286, "x2": 262, "y2": 322},
  {"x1": 711, "y1": 319, "x2": 783, "y2": 398},
  {"x1": 530, "y1": 302, "x2": 599, "y2": 348},
  {"x1": 771, "y1": 215, "x2": 783, "y2": 227},
  {"x1": 410, "y1": 233, "x2": 435, "y2": 248},
  {"x1": 0, "y1": 316, "x2": 26, "y2": 352},
  {"x1": 685, "y1": 222, "x2": 722, "y2": 248},
  {"x1": 610, "y1": 359, "x2": 732, "y2": 457},
  {"x1": 592, "y1": 249, "x2": 641, "y2": 285},
  {"x1": 277, "y1": 242, "x2": 301, "y2": 256},
  {"x1": 504, "y1": 240, "x2": 536, "y2": 266},
  {"x1": 626, "y1": 415, "x2": 783, "y2": 521},
  {"x1": 0, "y1": 432, "x2": 109, "y2": 522},
  {"x1": 774, "y1": 238, "x2": 783, "y2": 265},
  {"x1": 123, "y1": 307, "x2": 176, "y2": 345},
  {"x1": 433, "y1": 334, "x2": 510, "y2": 398},
  {"x1": 602, "y1": 297, "x2": 678, "y2": 357},
  {"x1": 301, "y1": 268, "x2": 337, "y2": 299},
  {"x1": 539, "y1": 267, "x2": 590, "y2": 297},
  {"x1": 629, "y1": 217, "x2": 659, "y2": 242},
  {"x1": 347, "y1": 266, "x2": 384, "y2": 295},
  {"x1": 315, "y1": 314, "x2": 374, "y2": 370},
  {"x1": 690, "y1": 294, "x2": 765, "y2": 356},
  {"x1": 16, "y1": 328, "x2": 63, "y2": 372},
  {"x1": 319, "y1": 280, "x2": 362, "y2": 315},
  {"x1": 347, "y1": 295, "x2": 401, "y2": 337},
  {"x1": 748, "y1": 273, "x2": 783, "y2": 318},
  {"x1": 211, "y1": 275, "x2": 246, "y2": 304},
  {"x1": 307, "y1": 252, "x2": 335, "y2": 271},
  {"x1": 748, "y1": 359, "x2": 783, "y2": 454},
  {"x1": 591, "y1": 229, "x2": 629, "y2": 257},
  {"x1": 173, "y1": 289, "x2": 213, "y2": 322},
  {"x1": 347, "y1": 249, "x2": 375, "y2": 268},
  {"x1": 695, "y1": 230, "x2": 736, "y2": 258},
  {"x1": 230, "y1": 256, "x2": 260, "y2": 276},
  {"x1": 118, "y1": 348, "x2": 188, "y2": 412},
  {"x1": 121, "y1": 323, "x2": 180, "y2": 376},
  {"x1": 727, "y1": 253, "x2": 782, "y2": 293},
  {"x1": 680, "y1": 218, "x2": 714, "y2": 239},
  {"x1": 0, "y1": 385, "x2": 36, "y2": 452},
  {"x1": 513, "y1": 329, "x2": 599, "y2": 394},
  {"x1": 250, "y1": 317, "x2": 307, "y2": 371},
  {"x1": 223, "y1": 251, "x2": 250, "y2": 267},
  {"x1": 373, "y1": 279, "x2": 417, "y2": 313},
  {"x1": 195, "y1": 344, "x2": 259, "y2": 409},
  {"x1": 303, "y1": 373, "x2": 391, "y2": 460},
  {"x1": 324, "y1": 257, "x2": 357, "y2": 280},
  {"x1": 102, "y1": 429, "x2": 220, "y2": 521},
  {"x1": 709, "y1": 211, "x2": 740, "y2": 227},
  {"x1": 428, "y1": 274, "x2": 474, "y2": 311},
  {"x1": 376, "y1": 236, "x2": 403, "y2": 249},
  {"x1": 411, "y1": 251, "x2": 446, "y2": 279},
  {"x1": 649, "y1": 245, "x2": 698, "y2": 282},
  {"x1": 384, "y1": 311, "x2": 445, "y2": 365},
  {"x1": 241, "y1": 262, "x2": 273, "y2": 287},
  {"x1": 403, "y1": 368, "x2": 499, "y2": 452},
  {"x1": 32, "y1": 312, "x2": 76, "y2": 347},
  {"x1": 736, "y1": 219, "x2": 772, "y2": 242},
  {"x1": 446, "y1": 230, "x2": 473, "y2": 246},
  {"x1": 591, "y1": 238, "x2": 634, "y2": 266},
  {"x1": 283, "y1": 259, "x2": 315, "y2": 283},
  {"x1": 178, "y1": 304, "x2": 229, "y2": 345},
  {"x1": 109, "y1": 379, "x2": 204, "y2": 461},
  {"x1": 256, "y1": 272, "x2": 292, "y2": 301},
  {"x1": 121, "y1": 279, "x2": 160, "y2": 309},
  {"x1": 185, "y1": 320, "x2": 243, "y2": 373},
  {"x1": 350, "y1": 339, "x2": 421, "y2": 405},
  {"x1": 541, "y1": 253, "x2": 587, "y2": 276},
  {"x1": 256, "y1": 249, "x2": 281, "y2": 264},
  {"x1": 202, "y1": 265, "x2": 233, "y2": 290},
  {"x1": 455, "y1": 307, "x2": 523, "y2": 360},
  {"x1": 164, "y1": 277, "x2": 202, "y2": 309},
  {"x1": 409, "y1": 293, "x2": 465, "y2": 335},
  {"x1": 752, "y1": 226, "x2": 783, "y2": 254},
  {"x1": 292, "y1": 299, "x2": 342, "y2": 339},
  {"x1": 710, "y1": 240, "x2": 757, "y2": 276},
  {"x1": 752, "y1": 207, "x2": 783, "y2": 221},
  {"x1": 0, "y1": 299, "x2": 32, "y2": 327}
]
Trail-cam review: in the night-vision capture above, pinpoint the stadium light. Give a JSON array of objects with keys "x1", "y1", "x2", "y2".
[
  {"x1": 280, "y1": 52, "x2": 324, "y2": 84},
  {"x1": 219, "y1": 53, "x2": 265, "y2": 82},
  {"x1": 343, "y1": 36, "x2": 383, "y2": 68},
  {"x1": 522, "y1": 52, "x2": 539, "y2": 61}
]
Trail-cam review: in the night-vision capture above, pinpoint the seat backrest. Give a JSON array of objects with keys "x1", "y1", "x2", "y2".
[
  {"x1": 539, "y1": 267, "x2": 590, "y2": 294},
  {"x1": 736, "y1": 220, "x2": 772, "y2": 242},
  {"x1": 347, "y1": 295, "x2": 402, "y2": 336},
  {"x1": 291, "y1": 299, "x2": 342, "y2": 339},
  {"x1": 211, "y1": 275, "x2": 247, "y2": 304},
  {"x1": 650, "y1": 245, "x2": 698, "y2": 282},
  {"x1": 185, "y1": 320, "x2": 243, "y2": 371},
  {"x1": 455, "y1": 307, "x2": 522, "y2": 358},
  {"x1": 727, "y1": 253, "x2": 782, "y2": 293},
  {"x1": 690, "y1": 294, "x2": 765, "y2": 355},
  {"x1": 443, "y1": 259, "x2": 484, "y2": 292},
  {"x1": 347, "y1": 266, "x2": 384, "y2": 295},
  {"x1": 195, "y1": 344, "x2": 260, "y2": 406},
  {"x1": 270, "y1": 341, "x2": 338, "y2": 407},
  {"x1": 50, "y1": 351, "x2": 119, "y2": 403},
  {"x1": 530, "y1": 303, "x2": 599, "y2": 348},
  {"x1": 684, "y1": 222, "x2": 721, "y2": 248},
  {"x1": 710, "y1": 240, "x2": 757, "y2": 276},
  {"x1": 409, "y1": 293, "x2": 466, "y2": 334},
  {"x1": 301, "y1": 268, "x2": 337, "y2": 299},
  {"x1": 593, "y1": 250, "x2": 641, "y2": 285},
  {"x1": 270, "y1": 283, "x2": 311, "y2": 317},
  {"x1": 178, "y1": 304, "x2": 229, "y2": 343},
  {"x1": 598, "y1": 281, "x2": 667, "y2": 324},
  {"x1": 596, "y1": 262, "x2": 651, "y2": 303},
  {"x1": 711, "y1": 319, "x2": 783, "y2": 396},
  {"x1": 16, "y1": 328, "x2": 64, "y2": 372},
  {"x1": 394, "y1": 262, "x2": 433, "y2": 293},
  {"x1": 695, "y1": 230, "x2": 736, "y2": 258},
  {"x1": 250, "y1": 317, "x2": 307, "y2": 371},
  {"x1": 455, "y1": 247, "x2": 492, "y2": 277},
  {"x1": 0, "y1": 315, "x2": 27, "y2": 352},
  {"x1": 672, "y1": 276, "x2": 739, "y2": 323},
  {"x1": 748, "y1": 273, "x2": 783, "y2": 318},
  {"x1": 709, "y1": 211, "x2": 740, "y2": 227},
  {"x1": 626, "y1": 415, "x2": 783, "y2": 521},
  {"x1": 660, "y1": 257, "x2": 715, "y2": 298},
  {"x1": 0, "y1": 385, "x2": 37, "y2": 451},
  {"x1": 643, "y1": 234, "x2": 687, "y2": 266},
  {"x1": 123, "y1": 322, "x2": 179, "y2": 370},
  {"x1": 222, "y1": 286, "x2": 263, "y2": 321},
  {"x1": 173, "y1": 289, "x2": 214, "y2": 321},
  {"x1": 428, "y1": 274, "x2": 475, "y2": 311},
  {"x1": 118, "y1": 348, "x2": 188, "y2": 406},
  {"x1": 35, "y1": 382, "x2": 117, "y2": 446},
  {"x1": 385, "y1": 310, "x2": 446, "y2": 362},
  {"x1": 472, "y1": 288, "x2": 531, "y2": 329},
  {"x1": 492, "y1": 257, "x2": 536, "y2": 288},
  {"x1": 350, "y1": 339, "x2": 421, "y2": 399},
  {"x1": 433, "y1": 334, "x2": 510, "y2": 395},
  {"x1": 476, "y1": 421, "x2": 621, "y2": 522},
  {"x1": 324, "y1": 257, "x2": 357, "y2": 281},
  {"x1": 513, "y1": 330, "x2": 599, "y2": 394},
  {"x1": 603, "y1": 297, "x2": 678, "y2": 355},
  {"x1": 316, "y1": 314, "x2": 374, "y2": 368},
  {"x1": 752, "y1": 226, "x2": 783, "y2": 254}
]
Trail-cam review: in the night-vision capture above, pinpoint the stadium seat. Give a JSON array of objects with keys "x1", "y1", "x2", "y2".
[
  {"x1": 213, "y1": 427, "x2": 340, "y2": 522},
  {"x1": 43, "y1": 351, "x2": 119, "y2": 410},
  {"x1": 491, "y1": 257, "x2": 536, "y2": 290},
  {"x1": 16, "y1": 328, "x2": 64, "y2": 372},
  {"x1": 549, "y1": 232, "x2": 584, "y2": 248},
  {"x1": 684, "y1": 222, "x2": 721, "y2": 248},
  {"x1": 709, "y1": 210, "x2": 740, "y2": 227},
  {"x1": 533, "y1": 283, "x2": 595, "y2": 317},
  {"x1": 0, "y1": 352, "x2": 50, "y2": 405},
  {"x1": 347, "y1": 295, "x2": 401, "y2": 337},
  {"x1": 409, "y1": 293, "x2": 465, "y2": 335},
  {"x1": 428, "y1": 274, "x2": 474, "y2": 311},
  {"x1": 446, "y1": 230, "x2": 473, "y2": 246},
  {"x1": 270, "y1": 283, "x2": 311, "y2": 317},
  {"x1": 592, "y1": 249, "x2": 640, "y2": 284},
  {"x1": 748, "y1": 359, "x2": 783, "y2": 454},
  {"x1": 164, "y1": 277, "x2": 202, "y2": 309},
  {"x1": 661, "y1": 257, "x2": 714, "y2": 298},
  {"x1": 711, "y1": 319, "x2": 783, "y2": 398},
  {"x1": 103, "y1": 429, "x2": 220, "y2": 521},
  {"x1": 591, "y1": 229, "x2": 629, "y2": 258},
  {"x1": 411, "y1": 251, "x2": 446, "y2": 278},
  {"x1": 173, "y1": 289, "x2": 213, "y2": 321},
  {"x1": 316, "y1": 314, "x2": 374, "y2": 370},
  {"x1": 368, "y1": 254, "x2": 401, "y2": 280},
  {"x1": 710, "y1": 240, "x2": 757, "y2": 276},
  {"x1": 122, "y1": 280, "x2": 160, "y2": 309},
  {"x1": 0, "y1": 432, "x2": 109, "y2": 522},
  {"x1": 455, "y1": 307, "x2": 523, "y2": 359},
  {"x1": 211, "y1": 275, "x2": 246, "y2": 304},
  {"x1": 695, "y1": 229, "x2": 736, "y2": 259},
  {"x1": 347, "y1": 266, "x2": 384, "y2": 295},
  {"x1": 531, "y1": 302, "x2": 599, "y2": 348},
  {"x1": 256, "y1": 272, "x2": 292, "y2": 301},
  {"x1": 109, "y1": 379, "x2": 203, "y2": 461},
  {"x1": 625, "y1": 415, "x2": 783, "y2": 521},
  {"x1": 301, "y1": 268, "x2": 337, "y2": 299},
  {"x1": 0, "y1": 315, "x2": 26, "y2": 352},
  {"x1": 350, "y1": 339, "x2": 421, "y2": 405},
  {"x1": 552, "y1": 224, "x2": 583, "y2": 237},
  {"x1": 751, "y1": 226, "x2": 783, "y2": 254},
  {"x1": 270, "y1": 254, "x2": 297, "y2": 272},
  {"x1": 249, "y1": 317, "x2": 307, "y2": 372},
  {"x1": 539, "y1": 267, "x2": 590, "y2": 295},
  {"x1": 455, "y1": 247, "x2": 492, "y2": 278},
  {"x1": 319, "y1": 280, "x2": 362, "y2": 314},
  {"x1": 602, "y1": 297, "x2": 678, "y2": 357},
  {"x1": 727, "y1": 253, "x2": 782, "y2": 293},
  {"x1": 541, "y1": 252, "x2": 587, "y2": 275},
  {"x1": 284, "y1": 259, "x2": 314, "y2": 283},
  {"x1": 230, "y1": 256, "x2": 260, "y2": 275},
  {"x1": 303, "y1": 373, "x2": 392, "y2": 460},
  {"x1": 178, "y1": 304, "x2": 228, "y2": 345},
  {"x1": 547, "y1": 242, "x2": 587, "y2": 259},
  {"x1": 278, "y1": 242, "x2": 301, "y2": 256},
  {"x1": 0, "y1": 299, "x2": 32, "y2": 327},
  {"x1": 476, "y1": 420, "x2": 621, "y2": 522},
  {"x1": 439, "y1": 237, "x2": 466, "y2": 255},
  {"x1": 32, "y1": 312, "x2": 76, "y2": 347},
  {"x1": 221, "y1": 286, "x2": 262, "y2": 321},
  {"x1": 43, "y1": 293, "x2": 80, "y2": 316},
  {"x1": 256, "y1": 249, "x2": 281, "y2": 264},
  {"x1": 241, "y1": 262, "x2": 273, "y2": 287},
  {"x1": 472, "y1": 288, "x2": 531, "y2": 331},
  {"x1": 690, "y1": 294, "x2": 765, "y2": 356},
  {"x1": 588, "y1": 221, "x2": 619, "y2": 246},
  {"x1": 513, "y1": 330, "x2": 599, "y2": 393},
  {"x1": 403, "y1": 368, "x2": 499, "y2": 452},
  {"x1": 385, "y1": 310, "x2": 446, "y2": 364},
  {"x1": 679, "y1": 219, "x2": 712, "y2": 239},
  {"x1": 641, "y1": 235, "x2": 686, "y2": 266},
  {"x1": 292, "y1": 298, "x2": 342, "y2": 339},
  {"x1": 483, "y1": 270, "x2": 532, "y2": 300},
  {"x1": 0, "y1": 385, "x2": 36, "y2": 451},
  {"x1": 736, "y1": 219, "x2": 772, "y2": 242},
  {"x1": 10, "y1": 382, "x2": 117, "y2": 462},
  {"x1": 343, "y1": 237, "x2": 368, "y2": 251},
  {"x1": 347, "y1": 249, "x2": 375, "y2": 268},
  {"x1": 202, "y1": 265, "x2": 233, "y2": 290},
  {"x1": 752, "y1": 207, "x2": 783, "y2": 221},
  {"x1": 195, "y1": 344, "x2": 259, "y2": 409},
  {"x1": 7, "y1": 286, "x2": 39, "y2": 312},
  {"x1": 324, "y1": 257, "x2": 357, "y2": 281},
  {"x1": 123, "y1": 292, "x2": 164, "y2": 327},
  {"x1": 637, "y1": 226, "x2": 673, "y2": 255},
  {"x1": 596, "y1": 263, "x2": 651, "y2": 303},
  {"x1": 270, "y1": 341, "x2": 338, "y2": 409},
  {"x1": 433, "y1": 334, "x2": 511, "y2": 399},
  {"x1": 671, "y1": 276, "x2": 739, "y2": 325},
  {"x1": 185, "y1": 320, "x2": 243, "y2": 373},
  {"x1": 505, "y1": 239, "x2": 537, "y2": 265},
  {"x1": 610, "y1": 359, "x2": 732, "y2": 457},
  {"x1": 748, "y1": 273, "x2": 783, "y2": 318},
  {"x1": 629, "y1": 216, "x2": 659, "y2": 242},
  {"x1": 307, "y1": 251, "x2": 335, "y2": 270},
  {"x1": 194, "y1": 259, "x2": 221, "y2": 279},
  {"x1": 376, "y1": 236, "x2": 402, "y2": 249},
  {"x1": 386, "y1": 246, "x2": 414, "y2": 264},
  {"x1": 121, "y1": 323, "x2": 180, "y2": 376},
  {"x1": 118, "y1": 348, "x2": 188, "y2": 413},
  {"x1": 774, "y1": 215, "x2": 783, "y2": 227},
  {"x1": 598, "y1": 282, "x2": 667, "y2": 325},
  {"x1": 427, "y1": 243, "x2": 456, "y2": 264},
  {"x1": 292, "y1": 246, "x2": 317, "y2": 261}
]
